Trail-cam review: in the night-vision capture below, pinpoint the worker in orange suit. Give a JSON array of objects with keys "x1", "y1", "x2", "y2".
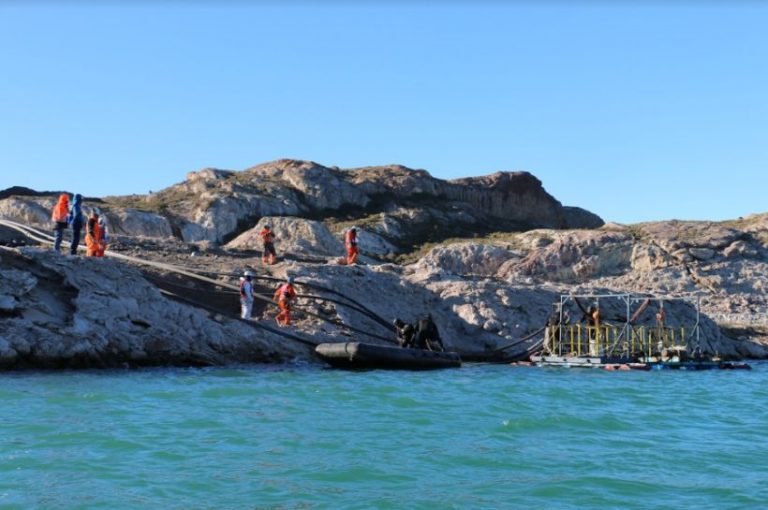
[
  {"x1": 345, "y1": 226, "x2": 358, "y2": 265},
  {"x1": 85, "y1": 209, "x2": 104, "y2": 257},
  {"x1": 51, "y1": 193, "x2": 70, "y2": 253},
  {"x1": 274, "y1": 276, "x2": 297, "y2": 326},
  {"x1": 259, "y1": 224, "x2": 277, "y2": 265}
]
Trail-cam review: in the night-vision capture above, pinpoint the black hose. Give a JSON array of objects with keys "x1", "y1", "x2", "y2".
[
  {"x1": 294, "y1": 293, "x2": 392, "y2": 329},
  {"x1": 146, "y1": 267, "x2": 398, "y2": 345},
  {"x1": 245, "y1": 272, "x2": 394, "y2": 331},
  {"x1": 157, "y1": 288, "x2": 319, "y2": 347},
  {"x1": 170, "y1": 267, "x2": 395, "y2": 333}
]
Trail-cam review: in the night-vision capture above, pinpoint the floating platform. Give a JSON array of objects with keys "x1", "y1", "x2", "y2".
[
  {"x1": 528, "y1": 355, "x2": 750, "y2": 371},
  {"x1": 315, "y1": 342, "x2": 462, "y2": 370}
]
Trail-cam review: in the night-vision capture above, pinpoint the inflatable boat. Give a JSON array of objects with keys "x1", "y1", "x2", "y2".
[{"x1": 315, "y1": 342, "x2": 461, "y2": 370}]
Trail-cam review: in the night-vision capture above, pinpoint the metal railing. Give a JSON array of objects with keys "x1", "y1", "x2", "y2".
[{"x1": 545, "y1": 324, "x2": 692, "y2": 360}]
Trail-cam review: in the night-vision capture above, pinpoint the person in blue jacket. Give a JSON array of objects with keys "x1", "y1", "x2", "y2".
[{"x1": 67, "y1": 193, "x2": 85, "y2": 255}]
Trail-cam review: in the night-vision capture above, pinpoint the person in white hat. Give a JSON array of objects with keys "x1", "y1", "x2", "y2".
[{"x1": 239, "y1": 270, "x2": 255, "y2": 319}]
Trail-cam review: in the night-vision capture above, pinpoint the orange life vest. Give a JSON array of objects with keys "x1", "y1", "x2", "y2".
[
  {"x1": 345, "y1": 230, "x2": 357, "y2": 247},
  {"x1": 259, "y1": 228, "x2": 275, "y2": 244},
  {"x1": 51, "y1": 195, "x2": 69, "y2": 223},
  {"x1": 274, "y1": 283, "x2": 296, "y2": 302},
  {"x1": 87, "y1": 217, "x2": 102, "y2": 241}
]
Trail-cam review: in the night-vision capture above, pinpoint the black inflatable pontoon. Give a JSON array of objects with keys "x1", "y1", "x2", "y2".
[{"x1": 315, "y1": 342, "x2": 461, "y2": 370}]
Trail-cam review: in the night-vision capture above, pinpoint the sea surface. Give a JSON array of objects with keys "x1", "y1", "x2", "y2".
[{"x1": 2, "y1": 363, "x2": 767, "y2": 509}]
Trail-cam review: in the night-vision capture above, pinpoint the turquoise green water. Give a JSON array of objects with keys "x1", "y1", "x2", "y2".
[{"x1": 2, "y1": 363, "x2": 767, "y2": 509}]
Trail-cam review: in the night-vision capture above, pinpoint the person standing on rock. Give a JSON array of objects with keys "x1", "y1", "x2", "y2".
[
  {"x1": 85, "y1": 209, "x2": 105, "y2": 257},
  {"x1": 274, "y1": 276, "x2": 297, "y2": 326},
  {"x1": 98, "y1": 214, "x2": 109, "y2": 257},
  {"x1": 67, "y1": 193, "x2": 85, "y2": 255},
  {"x1": 259, "y1": 224, "x2": 277, "y2": 265},
  {"x1": 240, "y1": 270, "x2": 255, "y2": 319},
  {"x1": 50, "y1": 193, "x2": 70, "y2": 253},
  {"x1": 345, "y1": 226, "x2": 359, "y2": 265}
]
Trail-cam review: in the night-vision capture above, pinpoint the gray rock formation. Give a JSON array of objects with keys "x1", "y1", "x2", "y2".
[
  {"x1": 0, "y1": 247, "x2": 312, "y2": 369},
  {"x1": 407, "y1": 218, "x2": 768, "y2": 357},
  {"x1": 3, "y1": 164, "x2": 768, "y2": 367},
  {"x1": 227, "y1": 217, "x2": 343, "y2": 257},
  {"x1": 0, "y1": 197, "x2": 53, "y2": 226},
  {"x1": 0, "y1": 159, "x2": 599, "y2": 246}
]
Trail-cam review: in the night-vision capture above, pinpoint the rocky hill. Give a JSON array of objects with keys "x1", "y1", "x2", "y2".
[
  {"x1": 1, "y1": 160, "x2": 767, "y2": 369},
  {"x1": 0, "y1": 159, "x2": 602, "y2": 256}
]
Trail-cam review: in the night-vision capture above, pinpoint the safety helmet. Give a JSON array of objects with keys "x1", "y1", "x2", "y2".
[
  {"x1": 350, "y1": 226, "x2": 358, "y2": 232},
  {"x1": 265, "y1": 224, "x2": 272, "y2": 229},
  {"x1": 393, "y1": 318, "x2": 404, "y2": 327},
  {"x1": 244, "y1": 270, "x2": 254, "y2": 277},
  {"x1": 287, "y1": 276, "x2": 295, "y2": 284}
]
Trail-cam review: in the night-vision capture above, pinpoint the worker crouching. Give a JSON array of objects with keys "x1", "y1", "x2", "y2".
[{"x1": 274, "y1": 276, "x2": 297, "y2": 326}]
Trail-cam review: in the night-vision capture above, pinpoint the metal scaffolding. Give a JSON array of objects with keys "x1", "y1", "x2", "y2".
[{"x1": 546, "y1": 292, "x2": 703, "y2": 361}]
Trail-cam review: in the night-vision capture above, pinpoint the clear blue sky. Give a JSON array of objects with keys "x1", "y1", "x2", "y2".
[{"x1": 1, "y1": 2, "x2": 766, "y2": 224}]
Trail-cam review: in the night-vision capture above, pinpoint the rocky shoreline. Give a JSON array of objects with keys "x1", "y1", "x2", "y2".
[{"x1": 1, "y1": 159, "x2": 767, "y2": 369}]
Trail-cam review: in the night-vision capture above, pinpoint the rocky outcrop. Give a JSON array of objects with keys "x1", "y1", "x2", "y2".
[
  {"x1": 416, "y1": 243, "x2": 520, "y2": 277},
  {"x1": 444, "y1": 172, "x2": 567, "y2": 228},
  {"x1": 227, "y1": 217, "x2": 343, "y2": 257},
  {"x1": 0, "y1": 197, "x2": 53, "y2": 226},
  {"x1": 3, "y1": 206, "x2": 767, "y2": 370},
  {"x1": 0, "y1": 196, "x2": 173, "y2": 239},
  {"x1": 0, "y1": 160, "x2": 604, "y2": 251},
  {"x1": 407, "y1": 217, "x2": 768, "y2": 356},
  {"x1": 92, "y1": 159, "x2": 605, "y2": 245},
  {"x1": 0, "y1": 247, "x2": 312, "y2": 369},
  {"x1": 498, "y1": 230, "x2": 635, "y2": 283},
  {"x1": 107, "y1": 209, "x2": 174, "y2": 238},
  {"x1": 4, "y1": 163, "x2": 768, "y2": 365}
]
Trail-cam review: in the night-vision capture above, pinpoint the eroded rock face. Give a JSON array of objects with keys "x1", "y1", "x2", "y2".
[
  {"x1": 0, "y1": 248, "x2": 311, "y2": 369},
  {"x1": 401, "y1": 215, "x2": 768, "y2": 357},
  {"x1": 0, "y1": 197, "x2": 54, "y2": 226},
  {"x1": 227, "y1": 217, "x2": 343, "y2": 257},
  {"x1": 1, "y1": 160, "x2": 605, "y2": 250},
  {"x1": 107, "y1": 209, "x2": 174, "y2": 238},
  {"x1": 445, "y1": 172, "x2": 568, "y2": 228},
  {"x1": 416, "y1": 243, "x2": 520, "y2": 277},
  {"x1": 498, "y1": 230, "x2": 635, "y2": 283},
  {"x1": 4, "y1": 166, "x2": 768, "y2": 363},
  {"x1": 3, "y1": 203, "x2": 768, "y2": 371},
  {"x1": 3, "y1": 159, "x2": 597, "y2": 245},
  {"x1": 291, "y1": 263, "x2": 556, "y2": 356}
]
